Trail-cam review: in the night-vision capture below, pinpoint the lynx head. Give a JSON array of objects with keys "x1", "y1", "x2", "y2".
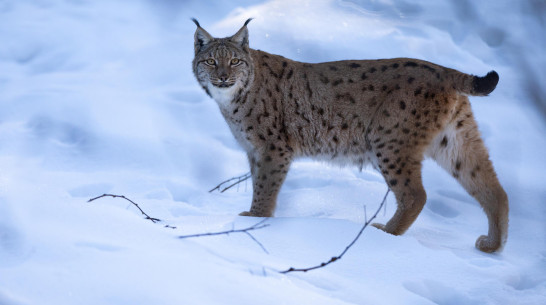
[{"x1": 192, "y1": 18, "x2": 255, "y2": 106}]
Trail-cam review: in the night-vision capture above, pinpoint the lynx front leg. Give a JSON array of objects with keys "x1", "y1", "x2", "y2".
[{"x1": 239, "y1": 148, "x2": 293, "y2": 217}]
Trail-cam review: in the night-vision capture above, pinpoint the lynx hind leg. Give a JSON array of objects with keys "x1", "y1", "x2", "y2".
[
  {"x1": 373, "y1": 154, "x2": 427, "y2": 236},
  {"x1": 426, "y1": 99, "x2": 508, "y2": 252}
]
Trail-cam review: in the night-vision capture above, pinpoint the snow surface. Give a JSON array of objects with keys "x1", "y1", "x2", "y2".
[{"x1": 1, "y1": 0, "x2": 545, "y2": 304}]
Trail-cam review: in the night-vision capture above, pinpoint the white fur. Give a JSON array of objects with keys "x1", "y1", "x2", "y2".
[
  {"x1": 207, "y1": 83, "x2": 240, "y2": 108},
  {"x1": 425, "y1": 123, "x2": 459, "y2": 169}
]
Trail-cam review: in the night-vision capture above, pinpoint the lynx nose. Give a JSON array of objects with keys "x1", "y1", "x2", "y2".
[{"x1": 218, "y1": 69, "x2": 229, "y2": 83}]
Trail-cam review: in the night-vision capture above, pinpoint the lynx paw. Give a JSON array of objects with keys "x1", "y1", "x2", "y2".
[
  {"x1": 475, "y1": 235, "x2": 502, "y2": 253},
  {"x1": 371, "y1": 223, "x2": 386, "y2": 231},
  {"x1": 239, "y1": 211, "x2": 272, "y2": 217}
]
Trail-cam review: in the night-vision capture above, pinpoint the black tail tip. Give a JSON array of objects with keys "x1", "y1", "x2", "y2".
[{"x1": 473, "y1": 70, "x2": 499, "y2": 95}]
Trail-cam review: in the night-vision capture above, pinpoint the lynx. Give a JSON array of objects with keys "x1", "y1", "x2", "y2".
[{"x1": 191, "y1": 19, "x2": 508, "y2": 253}]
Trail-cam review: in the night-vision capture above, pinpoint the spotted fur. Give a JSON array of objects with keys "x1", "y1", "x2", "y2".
[{"x1": 191, "y1": 19, "x2": 508, "y2": 253}]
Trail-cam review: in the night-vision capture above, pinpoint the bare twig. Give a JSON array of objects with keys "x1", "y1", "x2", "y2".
[
  {"x1": 209, "y1": 172, "x2": 251, "y2": 193},
  {"x1": 179, "y1": 219, "x2": 270, "y2": 254},
  {"x1": 243, "y1": 231, "x2": 269, "y2": 254},
  {"x1": 88, "y1": 193, "x2": 161, "y2": 224},
  {"x1": 280, "y1": 188, "x2": 391, "y2": 273}
]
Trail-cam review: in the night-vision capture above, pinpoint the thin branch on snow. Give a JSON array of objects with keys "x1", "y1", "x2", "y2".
[
  {"x1": 88, "y1": 186, "x2": 388, "y2": 265},
  {"x1": 87, "y1": 193, "x2": 170, "y2": 226},
  {"x1": 209, "y1": 172, "x2": 251, "y2": 193},
  {"x1": 280, "y1": 188, "x2": 391, "y2": 274},
  {"x1": 178, "y1": 219, "x2": 270, "y2": 254}
]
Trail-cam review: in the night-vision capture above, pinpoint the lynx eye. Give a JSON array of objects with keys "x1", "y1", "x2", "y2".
[
  {"x1": 230, "y1": 58, "x2": 240, "y2": 65},
  {"x1": 206, "y1": 58, "x2": 216, "y2": 65}
]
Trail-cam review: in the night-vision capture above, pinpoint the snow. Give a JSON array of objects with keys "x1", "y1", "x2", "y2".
[{"x1": 1, "y1": 0, "x2": 545, "y2": 304}]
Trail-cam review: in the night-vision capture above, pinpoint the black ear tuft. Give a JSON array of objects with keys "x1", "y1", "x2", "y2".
[
  {"x1": 191, "y1": 18, "x2": 201, "y2": 27},
  {"x1": 230, "y1": 18, "x2": 253, "y2": 51},
  {"x1": 193, "y1": 19, "x2": 214, "y2": 55}
]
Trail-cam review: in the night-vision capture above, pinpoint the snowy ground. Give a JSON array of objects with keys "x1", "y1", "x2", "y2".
[{"x1": 1, "y1": 0, "x2": 545, "y2": 304}]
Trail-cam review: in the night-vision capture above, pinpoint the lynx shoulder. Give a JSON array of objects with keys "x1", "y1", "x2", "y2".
[{"x1": 191, "y1": 19, "x2": 508, "y2": 253}]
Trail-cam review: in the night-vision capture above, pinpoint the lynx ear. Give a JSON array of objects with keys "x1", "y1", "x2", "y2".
[
  {"x1": 229, "y1": 18, "x2": 253, "y2": 51},
  {"x1": 192, "y1": 18, "x2": 214, "y2": 54}
]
